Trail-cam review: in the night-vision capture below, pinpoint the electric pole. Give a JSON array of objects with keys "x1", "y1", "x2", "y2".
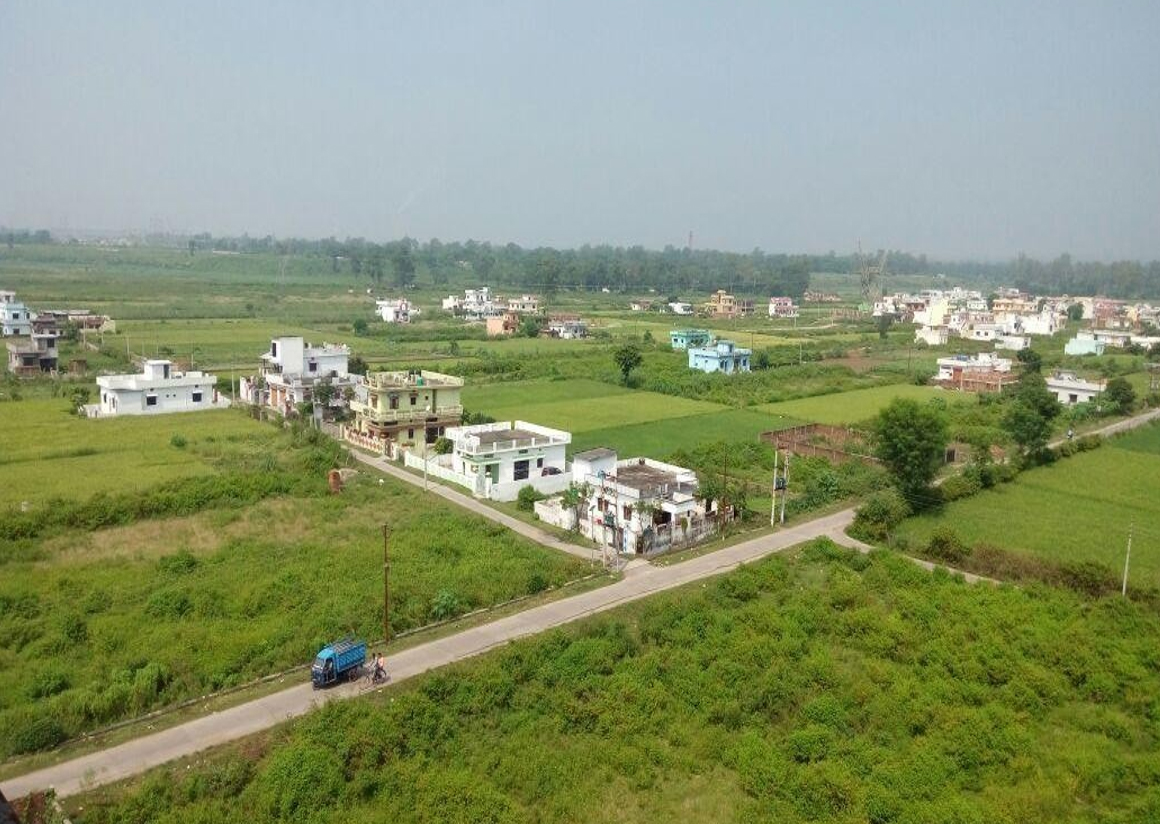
[
  {"x1": 1122, "y1": 523, "x2": 1133, "y2": 597},
  {"x1": 779, "y1": 452, "x2": 791, "y2": 524},
  {"x1": 381, "y1": 523, "x2": 391, "y2": 643},
  {"x1": 770, "y1": 446, "x2": 779, "y2": 526}
]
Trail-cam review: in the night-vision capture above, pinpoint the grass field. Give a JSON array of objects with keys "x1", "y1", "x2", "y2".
[
  {"x1": 896, "y1": 422, "x2": 1160, "y2": 586},
  {"x1": 72, "y1": 542, "x2": 1160, "y2": 823},
  {"x1": 570, "y1": 408, "x2": 803, "y2": 458},
  {"x1": 756, "y1": 384, "x2": 976, "y2": 426},
  {"x1": 461, "y1": 378, "x2": 723, "y2": 433},
  {"x1": 0, "y1": 400, "x2": 277, "y2": 508}
]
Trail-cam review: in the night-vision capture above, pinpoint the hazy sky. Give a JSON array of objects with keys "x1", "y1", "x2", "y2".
[{"x1": 2, "y1": 1, "x2": 1159, "y2": 260}]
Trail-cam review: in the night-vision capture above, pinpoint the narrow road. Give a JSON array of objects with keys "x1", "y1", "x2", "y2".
[
  {"x1": 5, "y1": 408, "x2": 1155, "y2": 800},
  {"x1": 2, "y1": 509, "x2": 862, "y2": 800}
]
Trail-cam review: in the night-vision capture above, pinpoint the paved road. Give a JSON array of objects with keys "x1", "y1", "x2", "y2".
[
  {"x1": 2, "y1": 509, "x2": 863, "y2": 800},
  {"x1": 6, "y1": 408, "x2": 1156, "y2": 800}
]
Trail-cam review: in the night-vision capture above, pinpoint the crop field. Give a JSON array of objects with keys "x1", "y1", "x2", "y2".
[
  {"x1": 896, "y1": 422, "x2": 1160, "y2": 587},
  {"x1": 73, "y1": 542, "x2": 1160, "y2": 823},
  {"x1": 0, "y1": 400, "x2": 276, "y2": 508},
  {"x1": 461, "y1": 378, "x2": 722, "y2": 432},
  {"x1": 756, "y1": 384, "x2": 975, "y2": 426},
  {"x1": 571, "y1": 408, "x2": 803, "y2": 458}
]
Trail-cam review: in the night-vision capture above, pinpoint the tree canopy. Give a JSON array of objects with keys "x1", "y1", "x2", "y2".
[{"x1": 872, "y1": 398, "x2": 949, "y2": 505}]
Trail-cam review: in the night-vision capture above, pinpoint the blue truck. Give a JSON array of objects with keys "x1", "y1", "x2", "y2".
[{"x1": 311, "y1": 638, "x2": 366, "y2": 688}]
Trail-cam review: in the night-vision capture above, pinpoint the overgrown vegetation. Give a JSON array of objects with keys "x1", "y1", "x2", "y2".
[{"x1": 72, "y1": 543, "x2": 1160, "y2": 823}]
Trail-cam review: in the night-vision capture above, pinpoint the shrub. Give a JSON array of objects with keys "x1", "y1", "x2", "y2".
[
  {"x1": 5, "y1": 711, "x2": 67, "y2": 755},
  {"x1": 170, "y1": 433, "x2": 187, "y2": 449},
  {"x1": 851, "y1": 489, "x2": 911, "y2": 542},
  {"x1": 939, "y1": 473, "x2": 981, "y2": 503},
  {"x1": 516, "y1": 485, "x2": 545, "y2": 511},
  {"x1": 926, "y1": 527, "x2": 970, "y2": 564},
  {"x1": 430, "y1": 589, "x2": 462, "y2": 621},
  {"x1": 255, "y1": 742, "x2": 345, "y2": 821}
]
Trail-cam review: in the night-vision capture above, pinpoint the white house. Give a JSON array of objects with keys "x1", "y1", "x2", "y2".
[
  {"x1": 405, "y1": 420, "x2": 572, "y2": 501},
  {"x1": 1, "y1": 290, "x2": 33, "y2": 337},
  {"x1": 460, "y1": 287, "x2": 500, "y2": 319},
  {"x1": 441, "y1": 294, "x2": 462, "y2": 312},
  {"x1": 1046, "y1": 371, "x2": 1105, "y2": 406},
  {"x1": 913, "y1": 297, "x2": 950, "y2": 328},
  {"x1": 668, "y1": 302, "x2": 694, "y2": 315},
  {"x1": 995, "y1": 334, "x2": 1031, "y2": 351},
  {"x1": 93, "y1": 360, "x2": 224, "y2": 417},
  {"x1": 688, "y1": 340, "x2": 751, "y2": 374},
  {"x1": 377, "y1": 298, "x2": 420, "y2": 323},
  {"x1": 507, "y1": 295, "x2": 539, "y2": 314},
  {"x1": 535, "y1": 449, "x2": 715, "y2": 556},
  {"x1": 915, "y1": 326, "x2": 948, "y2": 346},
  {"x1": 240, "y1": 337, "x2": 361, "y2": 415},
  {"x1": 768, "y1": 297, "x2": 799, "y2": 318}
]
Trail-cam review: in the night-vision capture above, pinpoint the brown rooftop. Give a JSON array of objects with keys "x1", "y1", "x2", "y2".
[{"x1": 615, "y1": 463, "x2": 681, "y2": 491}]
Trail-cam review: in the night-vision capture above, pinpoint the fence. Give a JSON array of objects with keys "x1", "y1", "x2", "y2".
[
  {"x1": 641, "y1": 516, "x2": 719, "y2": 556},
  {"x1": 760, "y1": 424, "x2": 880, "y2": 466},
  {"x1": 403, "y1": 451, "x2": 483, "y2": 495}
]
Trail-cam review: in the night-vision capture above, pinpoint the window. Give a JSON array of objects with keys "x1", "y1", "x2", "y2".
[
  {"x1": 410, "y1": 394, "x2": 417, "y2": 406},
  {"x1": 1069, "y1": 393, "x2": 1078, "y2": 404},
  {"x1": 146, "y1": 395, "x2": 158, "y2": 407},
  {"x1": 192, "y1": 391, "x2": 203, "y2": 403},
  {"x1": 271, "y1": 342, "x2": 278, "y2": 357},
  {"x1": 513, "y1": 460, "x2": 530, "y2": 481},
  {"x1": 308, "y1": 361, "x2": 317, "y2": 373},
  {"x1": 407, "y1": 428, "x2": 414, "y2": 440},
  {"x1": 536, "y1": 457, "x2": 544, "y2": 468},
  {"x1": 389, "y1": 394, "x2": 399, "y2": 410}
]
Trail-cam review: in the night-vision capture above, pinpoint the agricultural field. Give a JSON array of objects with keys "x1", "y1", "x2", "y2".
[
  {"x1": 570, "y1": 408, "x2": 803, "y2": 458},
  {"x1": 72, "y1": 541, "x2": 1160, "y2": 824},
  {"x1": 0, "y1": 405, "x2": 592, "y2": 755},
  {"x1": 0, "y1": 399, "x2": 276, "y2": 508},
  {"x1": 461, "y1": 378, "x2": 722, "y2": 433},
  {"x1": 757, "y1": 384, "x2": 976, "y2": 426},
  {"x1": 896, "y1": 422, "x2": 1160, "y2": 587}
]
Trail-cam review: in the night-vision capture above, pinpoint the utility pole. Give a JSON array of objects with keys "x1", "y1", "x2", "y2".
[
  {"x1": 779, "y1": 451, "x2": 791, "y2": 524},
  {"x1": 770, "y1": 446, "x2": 779, "y2": 526},
  {"x1": 1122, "y1": 523, "x2": 1133, "y2": 597},
  {"x1": 381, "y1": 523, "x2": 391, "y2": 643}
]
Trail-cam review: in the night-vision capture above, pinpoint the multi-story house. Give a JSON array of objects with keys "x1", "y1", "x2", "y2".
[
  {"x1": 1, "y1": 290, "x2": 33, "y2": 337},
  {"x1": 934, "y1": 352, "x2": 1017, "y2": 393},
  {"x1": 93, "y1": 360, "x2": 223, "y2": 417},
  {"x1": 670, "y1": 329, "x2": 712, "y2": 350},
  {"x1": 768, "y1": 297, "x2": 800, "y2": 318},
  {"x1": 704, "y1": 290, "x2": 753, "y2": 319},
  {"x1": 346, "y1": 370, "x2": 463, "y2": 453},
  {"x1": 6, "y1": 333, "x2": 58, "y2": 376},
  {"x1": 507, "y1": 295, "x2": 539, "y2": 314},
  {"x1": 377, "y1": 298, "x2": 419, "y2": 323},
  {"x1": 240, "y1": 337, "x2": 361, "y2": 416}
]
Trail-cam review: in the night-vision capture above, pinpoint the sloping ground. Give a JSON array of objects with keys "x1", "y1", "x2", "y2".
[
  {"x1": 68, "y1": 543, "x2": 1160, "y2": 823},
  {"x1": 896, "y1": 421, "x2": 1160, "y2": 586}
]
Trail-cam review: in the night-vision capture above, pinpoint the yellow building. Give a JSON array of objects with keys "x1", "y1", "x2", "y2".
[{"x1": 347, "y1": 370, "x2": 463, "y2": 451}]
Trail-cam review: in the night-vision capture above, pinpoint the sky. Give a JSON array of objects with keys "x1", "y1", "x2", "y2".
[{"x1": 2, "y1": 1, "x2": 1159, "y2": 261}]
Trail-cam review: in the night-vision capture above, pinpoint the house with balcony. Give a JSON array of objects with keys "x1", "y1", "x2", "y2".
[
  {"x1": 534, "y1": 449, "x2": 716, "y2": 556},
  {"x1": 240, "y1": 337, "x2": 360, "y2": 416},
  {"x1": 688, "y1": 339, "x2": 751, "y2": 373},
  {"x1": 1, "y1": 291, "x2": 33, "y2": 337},
  {"x1": 768, "y1": 297, "x2": 799, "y2": 318},
  {"x1": 92, "y1": 360, "x2": 224, "y2": 417},
  {"x1": 407, "y1": 420, "x2": 572, "y2": 500},
  {"x1": 346, "y1": 369, "x2": 463, "y2": 454},
  {"x1": 670, "y1": 328, "x2": 712, "y2": 350},
  {"x1": 1046, "y1": 371, "x2": 1105, "y2": 405},
  {"x1": 507, "y1": 294, "x2": 539, "y2": 314},
  {"x1": 704, "y1": 290, "x2": 753, "y2": 319},
  {"x1": 6, "y1": 333, "x2": 58, "y2": 376}
]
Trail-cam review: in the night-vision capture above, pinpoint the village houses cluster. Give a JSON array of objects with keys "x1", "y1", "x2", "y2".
[{"x1": 2, "y1": 289, "x2": 114, "y2": 378}]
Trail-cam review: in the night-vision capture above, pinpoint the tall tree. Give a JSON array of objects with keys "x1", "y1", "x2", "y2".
[
  {"x1": 872, "y1": 398, "x2": 949, "y2": 505},
  {"x1": 613, "y1": 343, "x2": 643, "y2": 385}
]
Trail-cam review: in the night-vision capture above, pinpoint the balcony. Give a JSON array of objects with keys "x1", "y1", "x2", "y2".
[{"x1": 350, "y1": 400, "x2": 463, "y2": 425}]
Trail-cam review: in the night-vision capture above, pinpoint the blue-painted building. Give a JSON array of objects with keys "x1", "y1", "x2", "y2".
[
  {"x1": 688, "y1": 339, "x2": 751, "y2": 374},
  {"x1": 670, "y1": 328, "x2": 712, "y2": 350}
]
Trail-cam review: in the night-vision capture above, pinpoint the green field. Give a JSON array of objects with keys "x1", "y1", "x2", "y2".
[
  {"x1": 757, "y1": 384, "x2": 975, "y2": 426},
  {"x1": 571, "y1": 408, "x2": 803, "y2": 458},
  {"x1": 73, "y1": 542, "x2": 1160, "y2": 823},
  {"x1": 462, "y1": 378, "x2": 723, "y2": 433},
  {"x1": 0, "y1": 400, "x2": 277, "y2": 508},
  {"x1": 896, "y1": 422, "x2": 1160, "y2": 586}
]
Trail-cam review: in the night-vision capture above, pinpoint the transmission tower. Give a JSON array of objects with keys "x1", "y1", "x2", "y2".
[{"x1": 855, "y1": 242, "x2": 887, "y2": 303}]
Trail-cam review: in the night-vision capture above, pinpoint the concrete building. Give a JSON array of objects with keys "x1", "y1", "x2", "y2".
[
  {"x1": 704, "y1": 290, "x2": 753, "y2": 319},
  {"x1": 507, "y1": 295, "x2": 539, "y2": 314},
  {"x1": 6, "y1": 333, "x2": 58, "y2": 376},
  {"x1": 934, "y1": 352, "x2": 1017, "y2": 393},
  {"x1": 669, "y1": 329, "x2": 712, "y2": 350},
  {"x1": 1, "y1": 291, "x2": 33, "y2": 337},
  {"x1": 486, "y1": 311, "x2": 521, "y2": 337},
  {"x1": 1064, "y1": 331, "x2": 1108, "y2": 357},
  {"x1": 915, "y1": 326, "x2": 948, "y2": 346},
  {"x1": 93, "y1": 360, "x2": 223, "y2": 417},
  {"x1": 545, "y1": 313, "x2": 587, "y2": 339},
  {"x1": 667, "y1": 302, "x2": 694, "y2": 315},
  {"x1": 1046, "y1": 371, "x2": 1105, "y2": 405},
  {"x1": 535, "y1": 449, "x2": 714, "y2": 556},
  {"x1": 995, "y1": 335, "x2": 1031, "y2": 351},
  {"x1": 688, "y1": 339, "x2": 751, "y2": 374},
  {"x1": 768, "y1": 297, "x2": 799, "y2": 318},
  {"x1": 376, "y1": 298, "x2": 419, "y2": 323},
  {"x1": 240, "y1": 337, "x2": 360, "y2": 416},
  {"x1": 346, "y1": 369, "x2": 463, "y2": 453}
]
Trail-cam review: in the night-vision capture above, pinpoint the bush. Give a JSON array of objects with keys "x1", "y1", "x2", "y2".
[
  {"x1": 851, "y1": 489, "x2": 911, "y2": 542},
  {"x1": 939, "y1": 473, "x2": 982, "y2": 503},
  {"x1": 516, "y1": 485, "x2": 545, "y2": 512},
  {"x1": 170, "y1": 433, "x2": 187, "y2": 449},
  {"x1": 926, "y1": 527, "x2": 970, "y2": 564},
  {"x1": 6, "y1": 711, "x2": 67, "y2": 755},
  {"x1": 430, "y1": 589, "x2": 463, "y2": 621}
]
